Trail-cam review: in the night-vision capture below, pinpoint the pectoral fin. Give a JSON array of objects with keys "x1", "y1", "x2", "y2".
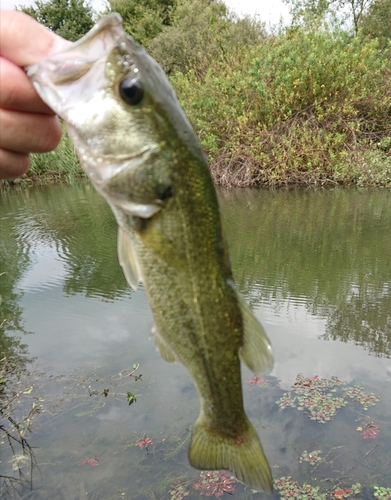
[
  {"x1": 151, "y1": 322, "x2": 177, "y2": 363},
  {"x1": 117, "y1": 227, "x2": 142, "y2": 290},
  {"x1": 237, "y1": 293, "x2": 274, "y2": 374}
]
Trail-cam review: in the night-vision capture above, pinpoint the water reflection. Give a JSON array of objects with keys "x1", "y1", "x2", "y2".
[
  {"x1": 1, "y1": 184, "x2": 128, "y2": 300},
  {"x1": 218, "y1": 188, "x2": 391, "y2": 358},
  {"x1": 1, "y1": 184, "x2": 391, "y2": 498}
]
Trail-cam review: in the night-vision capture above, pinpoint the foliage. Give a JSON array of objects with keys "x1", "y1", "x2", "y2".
[
  {"x1": 332, "y1": 484, "x2": 362, "y2": 499},
  {"x1": 299, "y1": 450, "x2": 324, "y2": 465},
  {"x1": 276, "y1": 374, "x2": 381, "y2": 423},
  {"x1": 283, "y1": 0, "x2": 339, "y2": 28},
  {"x1": 283, "y1": 0, "x2": 375, "y2": 33},
  {"x1": 105, "y1": 0, "x2": 177, "y2": 46},
  {"x1": 171, "y1": 25, "x2": 391, "y2": 187},
  {"x1": 18, "y1": 0, "x2": 95, "y2": 41},
  {"x1": 148, "y1": 0, "x2": 266, "y2": 75},
  {"x1": 344, "y1": 385, "x2": 381, "y2": 410},
  {"x1": 13, "y1": 0, "x2": 391, "y2": 188},
  {"x1": 373, "y1": 486, "x2": 391, "y2": 500},
  {"x1": 274, "y1": 476, "x2": 327, "y2": 500},
  {"x1": 193, "y1": 471, "x2": 236, "y2": 497},
  {"x1": 357, "y1": 421, "x2": 380, "y2": 439},
  {"x1": 359, "y1": 0, "x2": 391, "y2": 49},
  {"x1": 168, "y1": 471, "x2": 236, "y2": 499}
]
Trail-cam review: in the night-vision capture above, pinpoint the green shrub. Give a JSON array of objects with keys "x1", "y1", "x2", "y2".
[
  {"x1": 171, "y1": 26, "x2": 391, "y2": 186},
  {"x1": 148, "y1": 0, "x2": 266, "y2": 75}
]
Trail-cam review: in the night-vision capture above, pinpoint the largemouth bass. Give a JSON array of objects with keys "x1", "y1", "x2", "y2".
[{"x1": 27, "y1": 14, "x2": 274, "y2": 492}]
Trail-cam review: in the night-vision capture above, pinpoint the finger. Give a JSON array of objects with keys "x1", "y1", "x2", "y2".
[
  {"x1": 0, "y1": 149, "x2": 30, "y2": 180},
  {"x1": 0, "y1": 108, "x2": 62, "y2": 153},
  {"x1": 0, "y1": 10, "x2": 70, "y2": 66},
  {"x1": 0, "y1": 56, "x2": 55, "y2": 114}
]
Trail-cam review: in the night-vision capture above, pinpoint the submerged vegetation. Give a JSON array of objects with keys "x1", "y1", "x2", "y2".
[
  {"x1": 9, "y1": 0, "x2": 390, "y2": 188},
  {"x1": 1, "y1": 358, "x2": 389, "y2": 497}
]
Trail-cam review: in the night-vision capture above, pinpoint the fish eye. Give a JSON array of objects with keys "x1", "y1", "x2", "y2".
[{"x1": 119, "y1": 77, "x2": 144, "y2": 106}]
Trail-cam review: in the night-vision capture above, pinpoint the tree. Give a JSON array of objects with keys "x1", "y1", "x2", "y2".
[
  {"x1": 360, "y1": 0, "x2": 391, "y2": 48},
  {"x1": 341, "y1": 0, "x2": 372, "y2": 33},
  {"x1": 105, "y1": 0, "x2": 177, "y2": 46},
  {"x1": 147, "y1": 0, "x2": 266, "y2": 75},
  {"x1": 284, "y1": 0, "x2": 374, "y2": 33},
  {"x1": 18, "y1": 0, "x2": 95, "y2": 41},
  {"x1": 284, "y1": 0, "x2": 333, "y2": 27}
]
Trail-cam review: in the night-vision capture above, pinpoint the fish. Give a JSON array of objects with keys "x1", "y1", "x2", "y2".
[{"x1": 27, "y1": 14, "x2": 274, "y2": 493}]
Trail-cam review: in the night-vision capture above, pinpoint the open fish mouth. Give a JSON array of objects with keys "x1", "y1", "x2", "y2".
[
  {"x1": 26, "y1": 13, "x2": 125, "y2": 115},
  {"x1": 26, "y1": 12, "x2": 124, "y2": 78},
  {"x1": 73, "y1": 141, "x2": 154, "y2": 186}
]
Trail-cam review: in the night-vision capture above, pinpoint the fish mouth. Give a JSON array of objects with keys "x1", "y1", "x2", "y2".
[
  {"x1": 26, "y1": 13, "x2": 126, "y2": 114},
  {"x1": 74, "y1": 140, "x2": 162, "y2": 219},
  {"x1": 27, "y1": 12, "x2": 124, "y2": 79},
  {"x1": 73, "y1": 138, "x2": 153, "y2": 185}
]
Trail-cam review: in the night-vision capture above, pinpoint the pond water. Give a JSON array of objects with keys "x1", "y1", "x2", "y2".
[{"x1": 1, "y1": 184, "x2": 390, "y2": 499}]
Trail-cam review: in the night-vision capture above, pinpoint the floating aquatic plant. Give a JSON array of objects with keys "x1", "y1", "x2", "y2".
[
  {"x1": 276, "y1": 374, "x2": 380, "y2": 424},
  {"x1": 357, "y1": 421, "x2": 380, "y2": 439},
  {"x1": 274, "y1": 476, "x2": 326, "y2": 500},
  {"x1": 296, "y1": 391, "x2": 347, "y2": 423},
  {"x1": 80, "y1": 456, "x2": 99, "y2": 467},
  {"x1": 246, "y1": 375, "x2": 269, "y2": 388},
  {"x1": 343, "y1": 386, "x2": 381, "y2": 410},
  {"x1": 373, "y1": 486, "x2": 391, "y2": 500},
  {"x1": 170, "y1": 482, "x2": 190, "y2": 500},
  {"x1": 299, "y1": 449, "x2": 324, "y2": 466},
  {"x1": 136, "y1": 435, "x2": 153, "y2": 450},
  {"x1": 193, "y1": 471, "x2": 237, "y2": 497},
  {"x1": 277, "y1": 392, "x2": 296, "y2": 408},
  {"x1": 293, "y1": 374, "x2": 345, "y2": 393},
  {"x1": 331, "y1": 483, "x2": 362, "y2": 499}
]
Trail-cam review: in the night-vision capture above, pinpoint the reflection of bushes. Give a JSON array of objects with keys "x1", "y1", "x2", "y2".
[
  {"x1": 219, "y1": 188, "x2": 391, "y2": 358},
  {"x1": 1, "y1": 185, "x2": 129, "y2": 300},
  {"x1": 322, "y1": 291, "x2": 391, "y2": 357}
]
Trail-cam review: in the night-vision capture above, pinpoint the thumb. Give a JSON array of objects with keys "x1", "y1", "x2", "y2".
[{"x1": 0, "y1": 10, "x2": 71, "y2": 67}]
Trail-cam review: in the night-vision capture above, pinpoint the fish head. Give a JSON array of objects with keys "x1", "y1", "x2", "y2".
[{"x1": 27, "y1": 14, "x2": 205, "y2": 217}]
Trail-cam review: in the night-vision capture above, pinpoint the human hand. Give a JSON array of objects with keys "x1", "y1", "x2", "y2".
[{"x1": 0, "y1": 10, "x2": 70, "y2": 181}]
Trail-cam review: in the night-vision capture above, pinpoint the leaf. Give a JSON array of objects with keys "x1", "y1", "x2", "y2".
[{"x1": 127, "y1": 391, "x2": 140, "y2": 405}]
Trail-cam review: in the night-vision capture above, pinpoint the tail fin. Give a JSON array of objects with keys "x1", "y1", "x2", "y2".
[{"x1": 188, "y1": 414, "x2": 273, "y2": 494}]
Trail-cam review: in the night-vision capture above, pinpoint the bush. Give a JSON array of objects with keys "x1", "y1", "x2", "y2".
[
  {"x1": 19, "y1": 0, "x2": 95, "y2": 41},
  {"x1": 148, "y1": 0, "x2": 266, "y2": 75},
  {"x1": 171, "y1": 26, "x2": 391, "y2": 186}
]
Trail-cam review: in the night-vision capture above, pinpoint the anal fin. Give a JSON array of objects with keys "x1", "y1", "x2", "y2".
[
  {"x1": 237, "y1": 292, "x2": 274, "y2": 374},
  {"x1": 151, "y1": 322, "x2": 177, "y2": 363}
]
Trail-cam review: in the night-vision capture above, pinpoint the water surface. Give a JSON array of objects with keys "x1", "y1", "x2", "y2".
[{"x1": 1, "y1": 185, "x2": 390, "y2": 499}]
